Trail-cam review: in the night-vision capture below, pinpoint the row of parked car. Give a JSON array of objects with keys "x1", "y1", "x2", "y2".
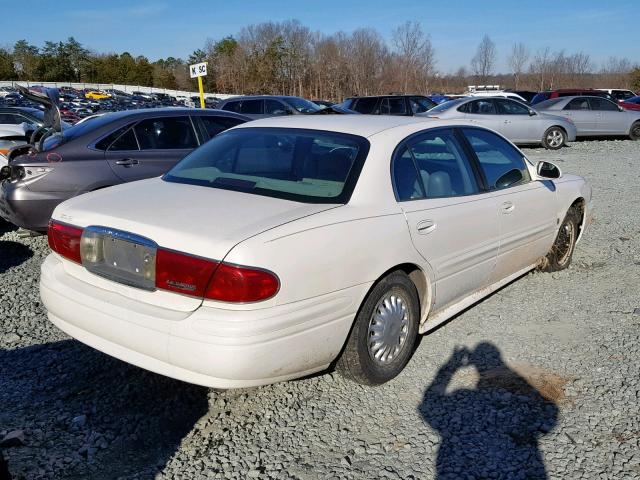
[{"x1": 0, "y1": 85, "x2": 592, "y2": 389}]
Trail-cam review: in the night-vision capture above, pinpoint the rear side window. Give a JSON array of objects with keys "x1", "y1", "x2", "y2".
[
  {"x1": 564, "y1": 98, "x2": 590, "y2": 111},
  {"x1": 109, "y1": 128, "x2": 139, "y2": 151},
  {"x1": 462, "y1": 128, "x2": 530, "y2": 190},
  {"x1": 134, "y1": 117, "x2": 198, "y2": 150},
  {"x1": 393, "y1": 129, "x2": 479, "y2": 200},
  {"x1": 380, "y1": 98, "x2": 407, "y2": 115},
  {"x1": 95, "y1": 124, "x2": 135, "y2": 150},
  {"x1": 221, "y1": 101, "x2": 241, "y2": 113},
  {"x1": 199, "y1": 116, "x2": 244, "y2": 139},
  {"x1": 351, "y1": 98, "x2": 378, "y2": 114},
  {"x1": 467, "y1": 99, "x2": 496, "y2": 114},
  {"x1": 239, "y1": 100, "x2": 263, "y2": 114}
]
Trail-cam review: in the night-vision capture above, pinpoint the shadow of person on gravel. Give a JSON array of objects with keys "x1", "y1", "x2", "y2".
[
  {"x1": 0, "y1": 340, "x2": 209, "y2": 479},
  {"x1": 0, "y1": 241, "x2": 32, "y2": 274},
  {"x1": 419, "y1": 342, "x2": 558, "y2": 480}
]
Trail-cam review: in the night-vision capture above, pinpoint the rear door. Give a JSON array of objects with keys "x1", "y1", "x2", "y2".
[
  {"x1": 588, "y1": 97, "x2": 628, "y2": 134},
  {"x1": 104, "y1": 116, "x2": 199, "y2": 182},
  {"x1": 462, "y1": 99, "x2": 504, "y2": 133},
  {"x1": 561, "y1": 97, "x2": 597, "y2": 134},
  {"x1": 393, "y1": 128, "x2": 499, "y2": 311},
  {"x1": 460, "y1": 128, "x2": 558, "y2": 283}
]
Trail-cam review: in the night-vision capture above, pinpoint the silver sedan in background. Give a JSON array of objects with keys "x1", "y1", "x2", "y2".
[
  {"x1": 421, "y1": 97, "x2": 577, "y2": 149},
  {"x1": 535, "y1": 96, "x2": 640, "y2": 140}
]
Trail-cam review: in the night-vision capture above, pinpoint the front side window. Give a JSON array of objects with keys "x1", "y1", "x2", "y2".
[
  {"x1": 495, "y1": 99, "x2": 530, "y2": 115},
  {"x1": 264, "y1": 99, "x2": 290, "y2": 115},
  {"x1": 588, "y1": 97, "x2": 619, "y2": 111},
  {"x1": 392, "y1": 129, "x2": 479, "y2": 200},
  {"x1": 462, "y1": 128, "x2": 530, "y2": 190},
  {"x1": 410, "y1": 97, "x2": 437, "y2": 114},
  {"x1": 467, "y1": 99, "x2": 497, "y2": 115},
  {"x1": 134, "y1": 117, "x2": 198, "y2": 150},
  {"x1": 164, "y1": 128, "x2": 369, "y2": 204}
]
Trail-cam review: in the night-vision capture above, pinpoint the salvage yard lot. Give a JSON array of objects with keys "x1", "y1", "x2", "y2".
[{"x1": 1, "y1": 139, "x2": 639, "y2": 479}]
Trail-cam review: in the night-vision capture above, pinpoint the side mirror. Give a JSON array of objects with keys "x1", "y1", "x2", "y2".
[
  {"x1": 536, "y1": 161, "x2": 562, "y2": 179},
  {"x1": 528, "y1": 109, "x2": 536, "y2": 116},
  {"x1": 618, "y1": 105, "x2": 624, "y2": 112}
]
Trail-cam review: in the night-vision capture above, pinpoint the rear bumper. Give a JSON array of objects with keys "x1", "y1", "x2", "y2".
[
  {"x1": 40, "y1": 254, "x2": 367, "y2": 389},
  {"x1": 0, "y1": 181, "x2": 71, "y2": 232}
]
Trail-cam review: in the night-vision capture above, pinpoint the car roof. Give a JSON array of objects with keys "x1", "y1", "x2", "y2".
[
  {"x1": 346, "y1": 94, "x2": 426, "y2": 99},
  {"x1": 232, "y1": 114, "x2": 459, "y2": 138},
  {"x1": 220, "y1": 95, "x2": 307, "y2": 101}
]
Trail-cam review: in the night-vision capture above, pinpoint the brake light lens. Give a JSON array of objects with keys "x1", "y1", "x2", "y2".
[
  {"x1": 48, "y1": 220, "x2": 83, "y2": 263},
  {"x1": 155, "y1": 249, "x2": 218, "y2": 297},
  {"x1": 205, "y1": 263, "x2": 280, "y2": 303}
]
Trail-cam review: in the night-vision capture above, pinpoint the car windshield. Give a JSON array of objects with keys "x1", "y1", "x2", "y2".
[
  {"x1": 427, "y1": 99, "x2": 466, "y2": 113},
  {"x1": 286, "y1": 98, "x2": 322, "y2": 113},
  {"x1": 163, "y1": 127, "x2": 369, "y2": 203}
]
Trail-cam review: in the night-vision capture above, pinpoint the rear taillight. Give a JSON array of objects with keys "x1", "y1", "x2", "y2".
[
  {"x1": 48, "y1": 220, "x2": 83, "y2": 263},
  {"x1": 205, "y1": 263, "x2": 280, "y2": 303},
  {"x1": 155, "y1": 249, "x2": 218, "y2": 297}
]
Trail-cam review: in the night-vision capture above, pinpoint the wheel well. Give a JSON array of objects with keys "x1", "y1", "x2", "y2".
[
  {"x1": 570, "y1": 197, "x2": 586, "y2": 237},
  {"x1": 378, "y1": 263, "x2": 430, "y2": 318},
  {"x1": 552, "y1": 125, "x2": 567, "y2": 135}
]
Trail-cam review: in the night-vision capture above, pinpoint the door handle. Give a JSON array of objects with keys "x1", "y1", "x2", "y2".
[
  {"x1": 115, "y1": 158, "x2": 139, "y2": 166},
  {"x1": 503, "y1": 120, "x2": 511, "y2": 124},
  {"x1": 501, "y1": 201, "x2": 515, "y2": 214},
  {"x1": 416, "y1": 220, "x2": 437, "y2": 234}
]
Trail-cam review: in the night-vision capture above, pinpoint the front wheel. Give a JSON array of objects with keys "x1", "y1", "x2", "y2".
[
  {"x1": 629, "y1": 121, "x2": 640, "y2": 140},
  {"x1": 336, "y1": 271, "x2": 420, "y2": 385},
  {"x1": 542, "y1": 126, "x2": 566, "y2": 150},
  {"x1": 540, "y1": 207, "x2": 580, "y2": 272}
]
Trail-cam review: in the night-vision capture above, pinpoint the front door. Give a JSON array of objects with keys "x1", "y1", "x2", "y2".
[
  {"x1": 461, "y1": 128, "x2": 558, "y2": 282},
  {"x1": 392, "y1": 128, "x2": 499, "y2": 311},
  {"x1": 589, "y1": 97, "x2": 629, "y2": 134}
]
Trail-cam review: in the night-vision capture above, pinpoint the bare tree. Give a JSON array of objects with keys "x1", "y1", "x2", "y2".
[
  {"x1": 391, "y1": 21, "x2": 436, "y2": 92},
  {"x1": 507, "y1": 42, "x2": 529, "y2": 89},
  {"x1": 470, "y1": 35, "x2": 496, "y2": 85}
]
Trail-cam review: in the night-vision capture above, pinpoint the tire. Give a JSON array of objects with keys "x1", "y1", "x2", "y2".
[
  {"x1": 336, "y1": 271, "x2": 420, "y2": 385},
  {"x1": 540, "y1": 207, "x2": 580, "y2": 272},
  {"x1": 542, "y1": 126, "x2": 566, "y2": 150},
  {"x1": 629, "y1": 121, "x2": 640, "y2": 140}
]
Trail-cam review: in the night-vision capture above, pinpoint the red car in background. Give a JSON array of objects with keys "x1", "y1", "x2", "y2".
[
  {"x1": 531, "y1": 88, "x2": 615, "y2": 105},
  {"x1": 621, "y1": 96, "x2": 640, "y2": 111}
]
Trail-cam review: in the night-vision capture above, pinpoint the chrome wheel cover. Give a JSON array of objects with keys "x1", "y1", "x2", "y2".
[
  {"x1": 556, "y1": 220, "x2": 575, "y2": 265},
  {"x1": 546, "y1": 129, "x2": 564, "y2": 148},
  {"x1": 368, "y1": 293, "x2": 409, "y2": 364}
]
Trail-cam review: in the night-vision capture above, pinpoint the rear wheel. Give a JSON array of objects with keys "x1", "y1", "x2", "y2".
[
  {"x1": 630, "y1": 121, "x2": 640, "y2": 140},
  {"x1": 540, "y1": 207, "x2": 580, "y2": 272},
  {"x1": 542, "y1": 126, "x2": 566, "y2": 150},
  {"x1": 336, "y1": 271, "x2": 420, "y2": 385}
]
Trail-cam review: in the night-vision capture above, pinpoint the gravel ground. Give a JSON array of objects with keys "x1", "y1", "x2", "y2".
[{"x1": 1, "y1": 139, "x2": 639, "y2": 480}]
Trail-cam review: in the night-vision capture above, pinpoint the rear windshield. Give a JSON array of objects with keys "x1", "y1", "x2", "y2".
[{"x1": 163, "y1": 127, "x2": 370, "y2": 204}]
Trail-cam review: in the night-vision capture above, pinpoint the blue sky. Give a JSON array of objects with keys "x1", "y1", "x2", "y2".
[{"x1": 1, "y1": 0, "x2": 639, "y2": 72}]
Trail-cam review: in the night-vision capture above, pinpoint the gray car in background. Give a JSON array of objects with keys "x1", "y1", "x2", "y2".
[
  {"x1": 534, "y1": 96, "x2": 640, "y2": 140},
  {"x1": 0, "y1": 108, "x2": 248, "y2": 232},
  {"x1": 217, "y1": 95, "x2": 322, "y2": 119},
  {"x1": 421, "y1": 97, "x2": 577, "y2": 149}
]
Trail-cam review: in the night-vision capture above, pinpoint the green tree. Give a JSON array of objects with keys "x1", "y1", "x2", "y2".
[
  {"x1": 0, "y1": 48, "x2": 16, "y2": 80},
  {"x1": 13, "y1": 40, "x2": 39, "y2": 80},
  {"x1": 631, "y1": 68, "x2": 640, "y2": 91}
]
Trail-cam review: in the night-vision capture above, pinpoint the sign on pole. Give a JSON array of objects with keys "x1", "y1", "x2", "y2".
[{"x1": 189, "y1": 62, "x2": 207, "y2": 109}]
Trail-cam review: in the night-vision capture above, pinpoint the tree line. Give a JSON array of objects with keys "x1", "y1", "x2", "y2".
[{"x1": 1, "y1": 23, "x2": 639, "y2": 100}]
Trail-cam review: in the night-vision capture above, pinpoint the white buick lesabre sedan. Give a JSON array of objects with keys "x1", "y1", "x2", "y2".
[{"x1": 40, "y1": 116, "x2": 592, "y2": 388}]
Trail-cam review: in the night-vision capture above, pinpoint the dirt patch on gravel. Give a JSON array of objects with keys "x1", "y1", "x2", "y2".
[{"x1": 457, "y1": 364, "x2": 572, "y2": 405}]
